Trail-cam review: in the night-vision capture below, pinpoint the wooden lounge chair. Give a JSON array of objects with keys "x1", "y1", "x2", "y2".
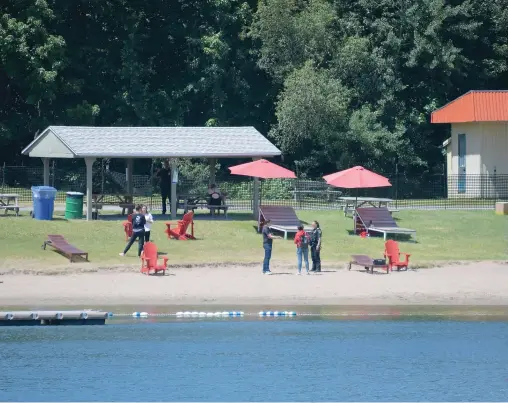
[
  {"x1": 140, "y1": 242, "x2": 168, "y2": 275},
  {"x1": 42, "y1": 235, "x2": 89, "y2": 262},
  {"x1": 384, "y1": 240, "x2": 411, "y2": 271},
  {"x1": 258, "y1": 205, "x2": 312, "y2": 240},
  {"x1": 165, "y1": 211, "x2": 195, "y2": 240},
  {"x1": 123, "y1": 214, "x2": 133, "y2": 241},
  {"x1": 354, "y1": 207, "x2": 416, "y2": 241}
]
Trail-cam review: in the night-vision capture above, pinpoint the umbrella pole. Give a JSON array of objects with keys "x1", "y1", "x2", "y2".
[
  {"x1": 253, "y1": 176, "x2": 260, "y2": 220},
  {"x1": 260, "y1": 179, "x2": 263, "y2": 208},
  {"x1": 354, "y1": 189, "x2": 358, "y2": 234}
]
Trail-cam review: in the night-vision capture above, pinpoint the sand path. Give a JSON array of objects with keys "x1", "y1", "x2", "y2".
[{"x1": 0, "y1": 261, "x2": 507, "y2": 307}]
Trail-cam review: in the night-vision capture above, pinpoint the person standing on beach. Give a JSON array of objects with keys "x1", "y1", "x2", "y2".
[
  {"x1": 156, "y1": 160, "x2": 171, "y2": 215},
  {"x1": 310, "y1": 221, "x2": 322, "y2": 272},
  {"x1": 294, "y1": 225, "x2": 310, "y2": 275},
  {"x1": 262, "y1": 219, "x2": 281, "y2": 274},
  {"x1": 119, "y1": 205, "x2": 146, "y2": 257},
  {"x1": 142, "y1": 205, "x2": 153, "y2": 242}
]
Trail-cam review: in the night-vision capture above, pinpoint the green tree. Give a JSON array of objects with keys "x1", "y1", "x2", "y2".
[{"x1": 0, "y1": 0, "x2": 66, "y2": 153}]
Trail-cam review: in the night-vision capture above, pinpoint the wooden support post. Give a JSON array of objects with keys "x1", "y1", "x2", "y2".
[
  {"x1": 85, "y1": 158, "x2": 96, "y2": 221},
  {"x1": 209, "y1": 158, "x2": 216, "y2": 185},
  {"x1": 252, "y1": 157, "x2": 260, "y2": 219},
  {"x1": 42, "y1": 158, "x2": 50, "y2": 186},
  {"x1": 126, "y1": 159, "x2": 134, "y2": 195},
  {"x1": 125, "y1": 159, "x2": 134, "y2": 215},
  {"x1": 170, "y1": 159, "x2": 178, "y2": 220}
]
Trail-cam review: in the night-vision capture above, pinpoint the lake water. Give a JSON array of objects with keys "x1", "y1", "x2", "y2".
[{"x1": 1, "y1": 317, "x2": 508, "y2": 401}]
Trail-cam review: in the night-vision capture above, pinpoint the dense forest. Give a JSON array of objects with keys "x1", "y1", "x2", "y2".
[{"x1": 1, "y1": 0, "x2": 507, "y2": 177}]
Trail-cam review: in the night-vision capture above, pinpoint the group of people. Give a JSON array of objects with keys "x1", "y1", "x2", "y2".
[
  {"x1": 120, "y1": 205, "x2": 322, "y2": 275},
  {"x1": 262, "y1": 220, "x2": 322, "y2": 275},
  {"x1": 128, "y1": 160, "x2": 322, "y2": 274},
  {"x1": 119, "y1": 204, "x2": 154, "y2": 257}
]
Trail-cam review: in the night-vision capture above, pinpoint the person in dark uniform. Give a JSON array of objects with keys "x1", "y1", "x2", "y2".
[
  {"x1": 119, "y1": 205, "x2": 146, "y2": 257},
  {"x1": 261, "y1": 219, "x2": 281, "y2": 274},
  {"x1": 310, "y1": 220, "x2": 322, "y2": 272},
  {"x1": 208, "y1": 183, "x2": 222, "y2": 206},
  {"x1": 156, "y1": 160, "x2": 171, "y2": 215}
]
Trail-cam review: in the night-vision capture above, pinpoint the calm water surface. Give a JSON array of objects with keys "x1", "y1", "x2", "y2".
[{"x1": 1, "y1": 318, "x2": 507, "y2": 401}]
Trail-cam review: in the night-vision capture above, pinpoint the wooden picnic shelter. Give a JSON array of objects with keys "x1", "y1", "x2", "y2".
[{"x1": 21, "y1": 126, "x2": 281, "y2": 220}]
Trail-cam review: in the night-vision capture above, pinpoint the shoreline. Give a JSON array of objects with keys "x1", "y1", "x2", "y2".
[
  {"x1": 0, "y1": 259, "x2": 504, "y2": 275},
  {"x1": 1, "y1": 261, "x2": 508, "y2": 308}
]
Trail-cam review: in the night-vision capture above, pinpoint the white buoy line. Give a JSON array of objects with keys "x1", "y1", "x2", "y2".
[
  {"x1": 109, "y1": 311, "x2": 506, "y2": 319},
  {"x1": 114, "y1": 311, "x2": 299, "y2": 318}
]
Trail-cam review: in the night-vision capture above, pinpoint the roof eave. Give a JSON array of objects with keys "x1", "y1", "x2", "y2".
[
  {"x1": 74, "y1": 151, "x2": 282, "y2": 158},
  {"x1": 432, "y1": 118, "x2": 507, "y2": 123}
]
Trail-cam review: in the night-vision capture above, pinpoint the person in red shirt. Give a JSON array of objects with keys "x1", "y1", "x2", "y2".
[{"x1": 294, "y1": 225, "x2": 311, "y2": 275}]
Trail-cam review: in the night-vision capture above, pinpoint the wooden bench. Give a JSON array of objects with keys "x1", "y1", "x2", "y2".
[
  {"x1": 348, "y1": 254, "x2": 389, "y2": 274},
  {"x1": 118, "y1": 203, "x2": 135, "y2": 215},
  {"x1": 42, "y1": 235, "x2": 89, "y2": 263},
  {"x1": 183, "y1": 201, "x2": 229, "y2": 218},
  {"x1": 206, "y1": 204, "x2": 228, "y2": 218}
]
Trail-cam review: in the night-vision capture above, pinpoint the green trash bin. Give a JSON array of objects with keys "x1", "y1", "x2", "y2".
[{"x1": 65, "y1": 192, "x2": 84, "y2": 219}]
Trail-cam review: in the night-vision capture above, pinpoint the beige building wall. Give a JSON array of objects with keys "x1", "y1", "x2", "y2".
[
  {"x1": 447, "y1": 122, "x2": 508, "y2": 198},
  {"x1": 478, "y1": 122, "x2": 508, "y2": 174},
  {"x1": 446, "y1": 149, "x2": 452, "y2": 176}
]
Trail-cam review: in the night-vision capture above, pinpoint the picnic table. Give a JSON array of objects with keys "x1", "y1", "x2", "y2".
[
  {"x1": 340, "y1": 197, "x2": 396, "y2": 217},
  {"x1": 291, "y1": 189, "x2": 342, "y2": 203},
  {"x1": 91, "y1": 194, "x2": 134, "y2": 216},
  {"x1": 178, "y1": 194, "x2": 228, "y2": 218},
  {"x1": 0, "y1": 193, "x2": 20, "y2": 216}
]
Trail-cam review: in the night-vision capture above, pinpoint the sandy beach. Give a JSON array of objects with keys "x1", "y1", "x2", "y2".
[{"x1": 0, "y1": 261, "x2": 507, "y2": 307}]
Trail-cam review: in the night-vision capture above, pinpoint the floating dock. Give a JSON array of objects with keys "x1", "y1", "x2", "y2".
[{"x1": 0, "y1": 310, "x2": 109, "y2": 326}]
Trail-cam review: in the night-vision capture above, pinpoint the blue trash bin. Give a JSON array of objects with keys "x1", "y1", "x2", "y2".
[{"x1": 31, "y1": 186, "x2": 58, "y2": 220}]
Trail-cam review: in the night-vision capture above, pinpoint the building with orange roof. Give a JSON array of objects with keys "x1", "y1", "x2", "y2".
[{"x1": 431, "y1": 90, "x2": 508, "y2": 197}]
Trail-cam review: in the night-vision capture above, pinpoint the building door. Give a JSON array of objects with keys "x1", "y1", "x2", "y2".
[{"x1": 458, "y1": 133, "x2": 466, "y2": 193}]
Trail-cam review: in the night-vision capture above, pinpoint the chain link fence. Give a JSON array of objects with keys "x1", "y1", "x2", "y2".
[{"x1": 0, "y1": 165, "x2": 506, "y2": 211}]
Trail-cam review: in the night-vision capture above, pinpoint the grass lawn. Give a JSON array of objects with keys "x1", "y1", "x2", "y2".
[{"x1": 1, "y1": 209, "x2": 506, "y2": 269}]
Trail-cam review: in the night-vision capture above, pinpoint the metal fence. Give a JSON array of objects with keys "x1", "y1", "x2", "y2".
[{"x1": 1, "y1": 165, "x2": 506, "y2": 211}]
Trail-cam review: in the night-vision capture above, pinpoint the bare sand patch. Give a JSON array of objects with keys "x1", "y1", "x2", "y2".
[{"x1": 0, "y1": 261, "x2": 507, "y2": 307}]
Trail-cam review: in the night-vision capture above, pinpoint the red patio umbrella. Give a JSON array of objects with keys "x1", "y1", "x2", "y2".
[
  {"x1": 323, "y1": 166, "x2": 392, "y2": 221},
  {"x1": 229, "y1": 159, "x2": 296, "y2": 179},
  {"x1": 323, "y1": 166, "x2": 391, "y2": 188},
  {"x1": 229, "y1": 159, "x2": 296, "y2": 218}
]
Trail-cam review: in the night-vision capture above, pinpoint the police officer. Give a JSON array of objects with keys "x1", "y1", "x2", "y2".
[
  {"x1": 261, "y1": 219, "x2": 281, "y2": 274},
  {"x1": 156, "y1": 160, "x2": 171, "y2": 215},
  {"x1": 310, "y1": 220, "x2": 322, "y2": 272}
]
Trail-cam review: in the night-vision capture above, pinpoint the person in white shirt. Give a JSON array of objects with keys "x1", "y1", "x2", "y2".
[{"x1": 142, "y1": 205, "x2": 154, "y2": 242}]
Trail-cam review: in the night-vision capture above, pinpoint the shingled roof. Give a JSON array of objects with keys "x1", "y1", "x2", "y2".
[{"x1": 22, "y1": 126, "x2": 281, "y2": 158}]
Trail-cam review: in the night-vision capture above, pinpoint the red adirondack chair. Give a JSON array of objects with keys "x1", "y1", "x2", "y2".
[
  {"x1": 123, "y1": 214, "x2": 133, "y2": 240},
  {"x1": 165, "y1": 211, "x2": 195, "y2": 240},
  {"x1": 384, "y1": 240, "x2": 411, "y2": 271},
  {"x1": 140, "y1": 242, "x2": 168, "y2": 275}
]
